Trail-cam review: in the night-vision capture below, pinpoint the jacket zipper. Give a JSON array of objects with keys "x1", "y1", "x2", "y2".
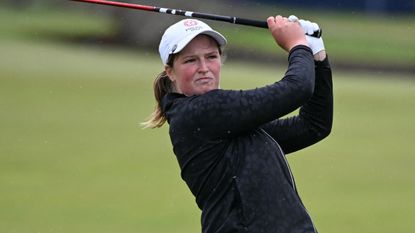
[{"x1": 259, "y1": 128, "x2": 318, "y2": 233}]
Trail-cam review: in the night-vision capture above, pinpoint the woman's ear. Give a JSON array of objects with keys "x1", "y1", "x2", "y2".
[{"x1": 165, "y1": 65, "x2": 175, "y2": 82}]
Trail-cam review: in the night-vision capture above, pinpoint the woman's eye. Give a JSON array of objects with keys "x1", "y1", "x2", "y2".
[
  {"x1": 184, "y1": 58, "x2": 196, "y2": 63},
  {"x1": 208, "y1": 55, "x2": 218, "y2": 59}
]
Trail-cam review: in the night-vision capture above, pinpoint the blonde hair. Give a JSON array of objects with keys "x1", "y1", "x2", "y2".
[{"x1": 141, "y1": 55, "x2": 176, "y2": 128}]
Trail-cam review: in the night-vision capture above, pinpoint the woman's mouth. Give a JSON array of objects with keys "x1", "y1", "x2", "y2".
[{"x1": 195, "y1": 77, "x2": 212, "y2": 83}]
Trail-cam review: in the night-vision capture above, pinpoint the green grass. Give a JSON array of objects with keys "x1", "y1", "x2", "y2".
[
  {"x1": 0, "y1": 39, "x2": 198, "y2": 233},
  {"x1": 290, "y1": 75, "x2": 415, "y2": 233},
  {"x1": 0, "y1": 6, "x2": 113, "y2": 41},
  {"x1": 1, "y1": 6, "x2": 415, "y2": 233}
]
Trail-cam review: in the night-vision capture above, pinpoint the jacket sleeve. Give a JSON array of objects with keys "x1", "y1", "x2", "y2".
[
  {"x1": 261, "y1": 56, "x2": 333, "y2": 154},
  {"x1": 167, "y1": 45, "x2": 316, "y2": 140}
]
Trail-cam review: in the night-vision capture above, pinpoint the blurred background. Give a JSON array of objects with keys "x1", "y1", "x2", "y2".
[{"x1": 1, "y1": 0, "x2": 414, "y2": 233}]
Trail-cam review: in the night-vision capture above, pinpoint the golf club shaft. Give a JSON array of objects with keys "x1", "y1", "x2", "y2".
[{"x1": 70, "y1": 0, "x2": 322, "y2": 38}]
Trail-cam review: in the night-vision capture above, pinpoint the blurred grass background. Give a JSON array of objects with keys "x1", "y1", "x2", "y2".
[{"x1": 1, "y1": 2, "x2": 415, "y2": 233}]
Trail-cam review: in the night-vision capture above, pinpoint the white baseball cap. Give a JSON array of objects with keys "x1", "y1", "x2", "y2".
[{"x1": 158, "y1": 19, "x2": 227, "y2": 65}]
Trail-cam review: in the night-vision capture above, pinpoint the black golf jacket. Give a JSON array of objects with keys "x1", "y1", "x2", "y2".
[{"x1": 161, "y1": 45, "x2": 333, "y2": 233}]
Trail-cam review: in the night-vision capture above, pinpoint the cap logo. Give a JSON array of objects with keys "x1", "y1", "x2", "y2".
[{"x1": 183, "y1": 19, "x2": 198, "y2": 27}]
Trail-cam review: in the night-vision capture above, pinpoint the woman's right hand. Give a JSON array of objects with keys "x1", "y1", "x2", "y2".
[{"x1": 267, "y1": 15, "x2": 308, "y2": 52}]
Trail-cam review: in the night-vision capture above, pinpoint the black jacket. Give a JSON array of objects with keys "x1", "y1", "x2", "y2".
[{"x1": 162, "y1": 45, "x2": 333, "y2": 233}]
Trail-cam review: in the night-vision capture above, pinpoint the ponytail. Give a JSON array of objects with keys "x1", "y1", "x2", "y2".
[{"x1": 142, "y1": 56, "x2": 176, "y2": 128}]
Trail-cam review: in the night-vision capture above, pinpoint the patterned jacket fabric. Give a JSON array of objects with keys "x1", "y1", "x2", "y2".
[{"x1": 161, "y1": 45, "x2": 333, "y2": 233}]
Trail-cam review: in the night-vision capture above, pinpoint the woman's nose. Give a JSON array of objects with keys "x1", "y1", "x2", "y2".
[{"x1": 198, "y1": 59, "x2": 209, "y2": 72}]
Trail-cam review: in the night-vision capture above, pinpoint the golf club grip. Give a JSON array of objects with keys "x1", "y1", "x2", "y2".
[
  {"x1": 235, "y1": 17, "x2": 268, "y2": 28},
  {"x1": 235, "y1": 17, "x2": 322, "y2": 38}
]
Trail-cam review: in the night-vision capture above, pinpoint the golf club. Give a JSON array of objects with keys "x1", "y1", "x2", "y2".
[{"x1": 70, "y1": 0, "x2": 322, "y2": 38}]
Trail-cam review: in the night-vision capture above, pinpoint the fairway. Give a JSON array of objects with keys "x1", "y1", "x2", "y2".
[{"x1": 1, "y1": 6, "x2": 415, "y2": 233}]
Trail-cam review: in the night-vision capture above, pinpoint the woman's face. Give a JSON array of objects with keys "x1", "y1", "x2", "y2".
[{"x1": 166, "y1": 35, "x2": 222, "y2": 96}]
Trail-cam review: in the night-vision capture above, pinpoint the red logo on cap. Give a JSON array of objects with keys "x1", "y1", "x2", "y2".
[{"x1": 184, "y1": 19, "x2": 198, "y2": 27}]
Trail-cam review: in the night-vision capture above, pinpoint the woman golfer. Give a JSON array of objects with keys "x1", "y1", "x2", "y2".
[{"x1": 144, "y1": 15, "x2": 333, "y2": 233}]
